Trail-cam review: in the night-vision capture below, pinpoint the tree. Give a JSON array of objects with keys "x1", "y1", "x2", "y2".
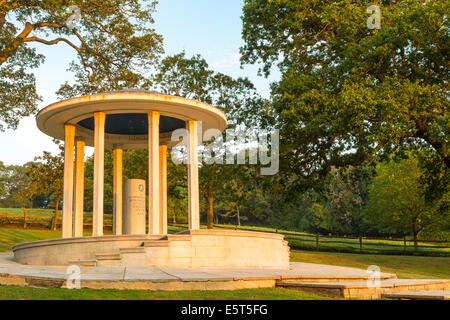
[
  {"x1": 0, "y1": 0, "x2": 163, "y2": 130},
  {"x1": 215, "y1": 165, "x2": 265, "y2": 227},
  {"x1": 363, "y1": 154, "x2": 435, "y2": 248},
  {"x1": 199, "y1": 162, "x2": 219, "y2": 229},
  {"x1": 153, "y1": 52, "x2": 266, "y2": 228},
  {"x1": 320, "y1": 165, "x2": 375, "y2": 236},
  {"x1": 0, "y1": 161, "x2": 31, "y2": 208},
  {"x1": 167, "y1": 159, "x2": 188, "y2": 225},
  {"x1": 84, "y1": 149, "x2": 151, "y2": 214},
  {"x1": 22, "y1": 142, "x2": 64, "y2": 229},
  {"x1": 240, "y1": 0, "x2": 449, "y2": 195}
]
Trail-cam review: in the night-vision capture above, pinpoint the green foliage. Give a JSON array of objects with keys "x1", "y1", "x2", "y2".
[
  {"x1": 21, "y1": 140, "x2": 64, "y2": 210},
  {"x1": 0, "y1": 161, "x2": 31, "y2": 208},
  {"x1": 362, "y1": 153, "x2": 447, "y2": 242},
  {"x1": 152, "y1": 52, "x2": 267, "y2": 228},
  {"x1": 240, "y1": 0, "x2": 449, "y2": 195},
  {"x1": 153, "y1": 51, "x2": 268, "y2": 127},
  {"x1": 320, "y1": 166, "x2": 375, "y2": 236},
  {"x1": 0, "y1": 0, "x2": 163, "y2": 129}
]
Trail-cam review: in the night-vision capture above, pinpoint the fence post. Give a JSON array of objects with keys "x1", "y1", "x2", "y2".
[
  {"x1": 404, "y1": 236, "x2": 407, "y2": 254},
  {"x1": 316, "y1": 234, "x2": 319, "y2": 250},
  {"x1": 359, "y1": 236, "x2": 363, "y2": 253},
  {"x1": 23, "y1": 208, "x2": 27, "y2": 229}
]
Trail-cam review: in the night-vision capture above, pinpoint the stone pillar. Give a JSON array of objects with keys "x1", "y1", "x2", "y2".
[
  {"x1": 186, "y1": 120, "x2": 200, "y2": 230},
  {"x1": 113, "y1": 146, "x2": 123, "y2": 235},
  {"x1": 122, "y1": 179, "x2": 146, "y2": 235},
  {"x1": 73, "y1": 139, "x2": 85, "y2": 238},
  {"x1": 62, "y1": 125, "x2": 75, "y2": 239},
  {"x1": 148, "y1": 111, "x2": 160, "y2": 234},
  {"x1": 159, "y1": 145, "x2": 168, "y2": 234},
  {"x1": 93, "y1": 112, "x2": 105, "y2": 237}
]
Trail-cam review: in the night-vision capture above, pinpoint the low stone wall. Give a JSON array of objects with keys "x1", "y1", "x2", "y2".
[
  {"x1": 13, "y1": 230, "x2": 290, "y2": 269},
  {"x1": 13, "y1": 235, "x2": 152, "y2": 265},
  {"x1": 146, "y1": 230, "x2": 290, "y2": 269}
]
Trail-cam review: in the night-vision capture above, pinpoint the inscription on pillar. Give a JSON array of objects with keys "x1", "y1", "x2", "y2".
[{"x1": 122, "y1": 179, "x2": 146, "y2": 235}]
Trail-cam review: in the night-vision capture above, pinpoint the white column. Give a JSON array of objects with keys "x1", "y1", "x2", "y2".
[
  {"x1": 186, "y1": 120, "x2": 200, "y2": 230},
  {"x1": 113, "y1": 145, "x2": 123, "y2": 235},
  {"x1": 148, "y1": 111, "x2": 160, "y2": 234},
  {"x1": 159, "y1": 145, "x2": 168, "y2": 234},
  {"x1": 93, "y1": 112, "x2": 105, "y2": 237},
  {"x1": 73, "y1": 139, "x2": 85, "y2": 238},
  {"x1": 62, "y1": 125, "x2": 75, "y2": 239}
]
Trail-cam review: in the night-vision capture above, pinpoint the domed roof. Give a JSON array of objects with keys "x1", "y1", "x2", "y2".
[{"x1": 36, "y1": 91, "x2": 227, "y2": 149}]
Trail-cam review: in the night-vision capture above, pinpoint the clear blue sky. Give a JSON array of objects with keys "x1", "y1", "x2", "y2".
[{"x1": 0, "y1": 0, "x2": 277, "y2": 165}]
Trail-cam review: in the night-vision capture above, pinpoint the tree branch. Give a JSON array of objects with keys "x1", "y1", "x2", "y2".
[
  {"x1": 24, "y1": 36, "x2": 81, "y2": 51},
  {"x1": 0, "y1": 22, "x2": 34, "y2": 64}
]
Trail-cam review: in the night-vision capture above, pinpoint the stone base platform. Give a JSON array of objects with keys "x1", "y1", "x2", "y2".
[
  {"x1": 277, "y1": 279, "x2": 450, "y2": 299},
  {"x1": 0, "y1": 253, "x2": 396, "y2": 291},
  {"x1": 12, "y1": 230, "x2": 290, "y2": 269},
  {"x1": 382, "y1": 290, "x2": 450, "y2": 300}
]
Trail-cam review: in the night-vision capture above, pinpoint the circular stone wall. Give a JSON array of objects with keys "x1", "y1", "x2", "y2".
[{"x1": 13, "y1": 230, "x2": 290, "y2": 269}]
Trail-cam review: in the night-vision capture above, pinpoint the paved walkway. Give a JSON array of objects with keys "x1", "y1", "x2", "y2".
[{"x1": 0, "y1": 252, "x2": 395, "y2": 282}]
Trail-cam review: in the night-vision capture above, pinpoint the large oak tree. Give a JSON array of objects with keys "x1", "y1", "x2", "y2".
[
  {"x1": 240, "y1": 0, "x2": 449, "y2": 194},
  {"x1": 0, "y1": 0, "x2": 163, "y2": 130}
]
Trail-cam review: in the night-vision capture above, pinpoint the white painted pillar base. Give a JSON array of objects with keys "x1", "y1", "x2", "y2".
[
  {"x1": 148, "y1": 111, "x2": 160, "y2": 234},
  {"x1": 159, "y1": 145, "x2": 167, "y2": 235},
  {"x1": 73, "y1": 139, "x2": 85, "y2": 238},
  {"x1": 187, "y1": 120, "x2": 200, "y2": 230},
  {"x1": 62, "y1": 125, "x2": 75, "y2": 239},
  {"x1": 93, "y1": 112, "x2": 105, "y2": 237},
  {"x1": 113, "y1": 146, "x2": 123, "y2": 235}
]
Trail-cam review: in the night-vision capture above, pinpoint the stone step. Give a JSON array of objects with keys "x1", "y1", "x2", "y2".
[
  {"x1": 143, "y1": 240, "x2": 170, "y2": 247},
  {"x1": 277, "y1": 279, "x2": 450, "y2": 300},
  {"x1": 147, "y1": 235, "x2": 168, "y2": 241},
  {"x1": 120, "y1": 247, "x2": 146, "y2": 254},
  {"x1": 68, "y1": 259, "x2": 97, "y2": 267},
  {"x1": 280, "y1": 275, "x2": 395, "y2": 283},
  {"x1": 382, "y1": 290, "x2": 450, "y2": 300},
  {"x1": 167, "y1": 234, "x2": 191, "y2": 241},
  {"x1": 95, "y1": 252, "x2": 121, "y2": 260}
]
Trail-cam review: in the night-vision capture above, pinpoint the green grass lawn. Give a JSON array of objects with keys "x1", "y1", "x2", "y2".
[
  {"x1": 0, "y1": 286, "x2": 332, "y2": 300},
  {"x1": 291, "y1": 250, "x2": 450, "y2": 279}
]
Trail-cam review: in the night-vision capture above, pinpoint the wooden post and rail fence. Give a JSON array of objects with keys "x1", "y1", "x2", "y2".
[
  {"x1": 1, "y1": 210, "x2": 449, "y2": 256},
  {"x1": 0, "y1": 208, "x2": 113, "y2": 229}
]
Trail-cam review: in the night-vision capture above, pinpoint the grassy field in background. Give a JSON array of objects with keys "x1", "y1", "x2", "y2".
[
  {"x1": 0, "y1": 208, "x2": 60, "y2": 217},
  {"x1": 170, "y1": 223, "x2": 450, "y2": 256},
  {"x1": 2, "y1": 208, "x2": 449, "y2": 256},
  {"x1": 0, "y1": 228, "x2": 113, "y2": 251}
]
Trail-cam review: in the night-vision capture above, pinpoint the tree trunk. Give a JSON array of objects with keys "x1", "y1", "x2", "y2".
[
  {"x1": 237, "y1": 208, "x2": 240, "y2": 226},
  {"x1": 52, "y1": 194, "x2": 60, "y2": 231},
  {"x1": 206, "y1": 164, "x2": 216, "y2": 229},
  {"x1": 206, "y1": 194, "x2": 214, "y2": 229},
  {"x1": 415, "y1": 119, "x2": 450, "y2": 168},
  {"x1": 412, "y1": 221, "x2": 418, "y2": 251},
  {"x1": 172, "y1": 208, "x2": 176, "y2": 225}
]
